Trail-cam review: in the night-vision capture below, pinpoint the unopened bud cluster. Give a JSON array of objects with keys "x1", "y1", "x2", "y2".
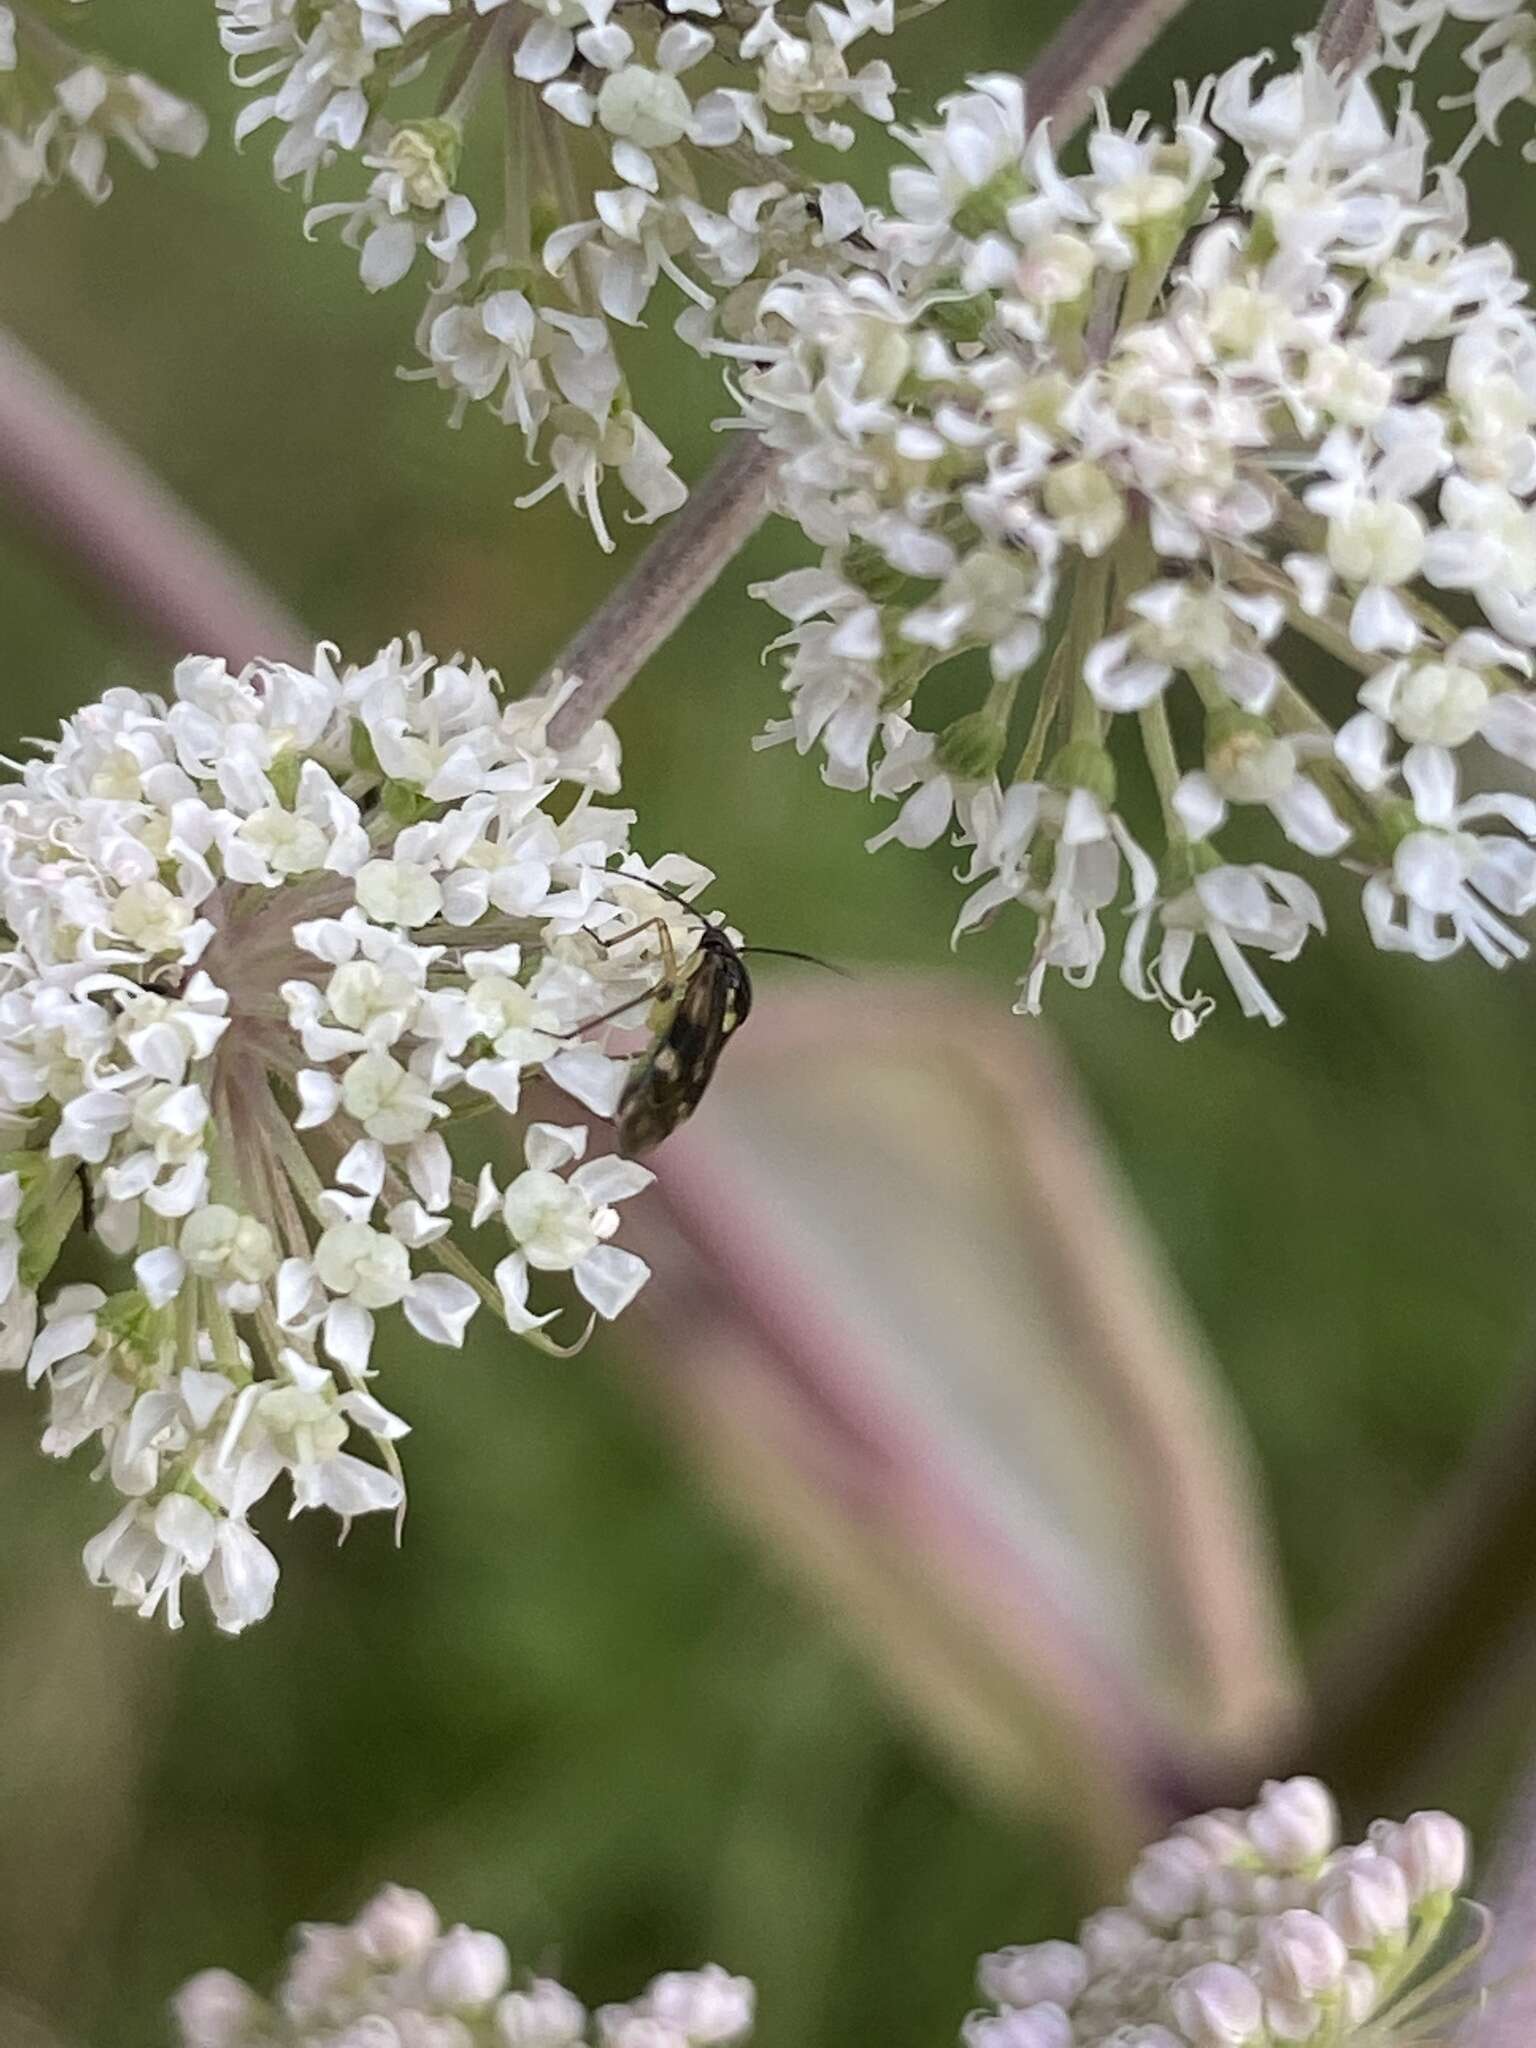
[
  {"x1": 965, "y1": 1779, "x2": 1477, "y2": 2048},
  {"x1": 174, "y1": 1884, "x2": 755, "y2": 2048},
  {"x1": 743, "y1": 39, "x2": 1536, "y2": 1032},
  {"x1": 214, "y1": 0, "x2": 914, "y2": 546},
  {"x1": 0, "y1": 2, "x2": 205, "y2": 220},
  {"x1": 0, "y1": 638, "x2": 725, "y2": 1631}
]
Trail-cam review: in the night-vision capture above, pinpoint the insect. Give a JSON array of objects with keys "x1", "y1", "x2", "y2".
[
  {"x1": 571, "y1": 879, "x2": 836, "y2": 1155},
  {"x1": 614, "y1": 915, "x2": 756, "y2": 1155},
  {"x1": 76, "y1": 1165, "x2": 96, "y2": 1235}
]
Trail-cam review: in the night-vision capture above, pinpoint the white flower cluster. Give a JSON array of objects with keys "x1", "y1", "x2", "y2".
[
  {"x1": 0, "y1": 3, "x2": 205, "y2": 221},
  {"x1": 966, "y1": 1778, "x2": 1479, "y2": 2048},
  {"x1": 214, "y1": 0, "x2": 909, "y2": 547},
  {"x1": 0, "y1": 637, "x2": 726, "y2": 1633},
  {"x1": 1379, "y1": 0, "x2": 1536, "y2": 160},
  {"x1": 174, "y1": 1883, "x2": 756, "y2": 2048},
  {"x1": 740, "y1": 40, "x2": 1536, "y2": 1032}
]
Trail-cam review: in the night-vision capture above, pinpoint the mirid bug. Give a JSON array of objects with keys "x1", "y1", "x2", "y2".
[
  {"x1": 567, "y1": 878, "x2": 837, "y2": 1156},
  {"x1": 614, "y1": 917, "x2": 755, "y2": 1155}
]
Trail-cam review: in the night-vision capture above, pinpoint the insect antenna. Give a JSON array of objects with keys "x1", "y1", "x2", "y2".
[{"x1": 738, "y1": 945, "x2": 850, "y2": 976}]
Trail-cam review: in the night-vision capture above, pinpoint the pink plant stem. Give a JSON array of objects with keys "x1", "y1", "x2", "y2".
[{"x1": 0, "y1": 329, "x2": 308, "y2": 667}]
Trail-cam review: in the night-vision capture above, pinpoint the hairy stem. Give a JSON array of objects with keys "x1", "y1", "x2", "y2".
[
  {"x1": 1023, "y1": 0, "x2": 1201, "y2": 142},
  {"x1": 544, "y1": 434, "x2": 779, "y2": 746},
  {"x1": 0, "y1": 328, "x2": 308, "y2": 668},
  {"x1": 1316, "y1": 0, "x2": 1379, "y2": 71},
  {"x1": 543, "y1": 0, "x2": 1208, "y2": 742}
]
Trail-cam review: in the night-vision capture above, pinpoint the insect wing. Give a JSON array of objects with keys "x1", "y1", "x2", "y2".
[{"x1": 616, "y1": 935, "x2": 751, "y2": 1153}]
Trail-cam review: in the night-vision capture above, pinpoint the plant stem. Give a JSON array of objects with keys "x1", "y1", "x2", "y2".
[
  {"x1": 0, "y1": 328, "x2": 308, "y2": 669},
  {"x1": 544, "y1": 433, "x2": 780, "y2": 747},
  {"x1": 1022, "y1": 0, "x2": 1201, "y2": 142},
  {"x1": 1316, "y1": 0, "x2": 1380, "y2": 72}
]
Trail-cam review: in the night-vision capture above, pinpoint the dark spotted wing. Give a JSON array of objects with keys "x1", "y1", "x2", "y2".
[{"x1": 615, "y1": 930, "x2": 752, "y2": 1154}]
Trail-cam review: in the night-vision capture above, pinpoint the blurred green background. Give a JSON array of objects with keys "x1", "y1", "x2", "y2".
[{"x1": 4, "y1": 2, "x2": 1536, "y2": 2041}]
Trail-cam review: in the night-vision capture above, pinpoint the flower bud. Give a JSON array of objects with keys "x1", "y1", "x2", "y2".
[
  {"x1": 1339, "y1": 1962, "x2": 1379, "y2": 2026},
  {"x1": 354, "y1": 1885, "x2": 441, "y2": 1965},
  {"x1": 332, "y1": 2021, "x2": 405, "y2": 2048},
  {"x1": 172, "y1": 1970, "x2": 266, "y2": 2048},
  {"x1": 1042, "y1": 459, "x2": 1126, "y2": 557},
  {"x1": 1168, "y1": 1962, "x2": 1264, "y2": 2047},
  {"x1": 977, "y1": 1943, "x2": 1087, "y2": 2012},
  {"x1": 937, "y1": 709, "x2": 1009, "y2": 783},
  {"x1": 1129, "y1": 1835, "x2": 1212, "y2": 1926},
  {"x1": 961, "y1": 2002, "x2": 1072, "y2": 2048},
  {"x1": 496, "y1": 1980, "x2": 588, "y2": 2048},
  {"x1": 1177, "y1": 1813, "x2": 1249, "y2": 1864},
  {"x1": 1246, "y1": 1778, "x2": 1338, "y2": 1870},
  {"x1": 1257, "y1": 1910, "x2": 1348, "y2": 2003},
  {"x1": 1317, "y1": 1852, "x2": 1410, "y2": 1951},
  {"x1": 1369, "y1": 1811, "x2": 1469, "y2": 1903},
  {"x1": 1263, "y1": 1996, "x2": 1319, "y2": 2043},
  {"x1": 1079, "y1": 1909, "x2": 1155, "y2": 1974},
  {"x1": 644, "y1": 1967, "x2": 754, "y2": 2043},
  {"x1": 421, "y1": 1928, "x2": 511, "y2": 2009}
]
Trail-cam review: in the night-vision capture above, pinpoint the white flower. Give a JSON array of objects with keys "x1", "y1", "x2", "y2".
[
  {"x1": 0, "y1": 637, "x2": 725, "y2": 1628},
  {"x1": 173, "y1": 1889, "x2": 753, "y2": 2048},
  {"x1": 1124, "y1": 864, "x2": 1326, "y2": 1037},
  {"x1": 217, "y1": 0, "x2": 900, "y2": 539},
  {"x1": 1362, "y1": 745, "x2": 1536, "y2": 964},
  {"x1": 965, "y1": 1782, "x2": 1480, "y2": 2047},
  {"x1": 737, "y1": 36, "x2": 1536, "y2": 1028}
]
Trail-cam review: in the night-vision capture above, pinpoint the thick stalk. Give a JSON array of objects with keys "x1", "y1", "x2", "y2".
[
  {"x1": 0, "y1": 329, "x2": 308, "y2": 668},
  {"x1": 545, "y1": 434, "x2": 780, "y2": 746}
]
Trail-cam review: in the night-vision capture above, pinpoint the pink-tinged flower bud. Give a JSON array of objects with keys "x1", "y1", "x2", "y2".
[
  {"x1": 421, "y1": 1928, "x2": 511, "y2": 2009},
  {"x1": 1079, "y1": 1909, "x2": 1155, "y2": 1973},
  {"x1": 1168, "y1": 1962, "x2": 1264, "y2": 2046},
  {"x1": 1263, "y1": 1995, "x2": 1319, "y2": 2043},
  {"x1": 1258, "y1": 1909, "x2": 1348, "y2": 2003},
  {"x1": 332, "y1": 2020, "x2": 407, "y2": 2048},
  {"x1": 1177, "y1": 1814, "x2": 1249, "y2": 1864},
  {"x1": 284, "y1": 1925, "x2": 364, "y2": 2020},
  {"x1": 1318, "y1": 1852, "x2": 1411, "y2": 1950},
  {"x1": 1129, "y1": 1836, "x2": 1212, "y2": 1926},
  {"x1": 961, "y1": 2002, "x2": 1072, "y2": 2048},
  {"x1": 172, "y1": 1969, "x2": 265, "y2": 2048},
  {"x1": 1340, "y1": 1962, "x2": 1379, "y2": 2025},
  {"x1": 1247, "y1": 1778, "x2": 1339, "y2": 1870},
  {"x1": 977, "y1": 1943, "x2": 1088, "y2": 2010},
  {"x1": 355, "y1": 1885, "x2": 442, "y2": 1965},
  {"x1": 1369, "y1": 1811, "x2": 1469, "y2": 1902},
  {"x1": 394, "y1": 2018, "x2": 474, "y2": 2048}
]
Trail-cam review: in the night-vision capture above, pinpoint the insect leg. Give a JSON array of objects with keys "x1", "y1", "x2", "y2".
[{"x1": 541, "y1": 917, "x2": 685, "y2": 1042}]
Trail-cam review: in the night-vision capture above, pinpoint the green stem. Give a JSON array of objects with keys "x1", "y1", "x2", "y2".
[{"x1": 1137, "y1": 694, "x2": 1184, "y2": 836}]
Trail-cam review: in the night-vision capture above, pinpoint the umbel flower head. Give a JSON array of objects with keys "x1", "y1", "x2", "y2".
[
  {"x1": 174, "y1": 1883, "x2": 755, "y2": 2048},
  {"x1": 0, "y1": 638, "x2": 728, "y2": 1633},
  {"x1": 0, "y1": 2, "x2": 206, "y2": 221},
  {"x1": 967, "y1": 1778, "x2": 1483, "y2": 2048},
  {"x1": 739, "y1": 38, "x2": 1536, "y2": 1032},
  {"x1": 215, "y1": 0, "x2": 909, "y2": 547}
]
